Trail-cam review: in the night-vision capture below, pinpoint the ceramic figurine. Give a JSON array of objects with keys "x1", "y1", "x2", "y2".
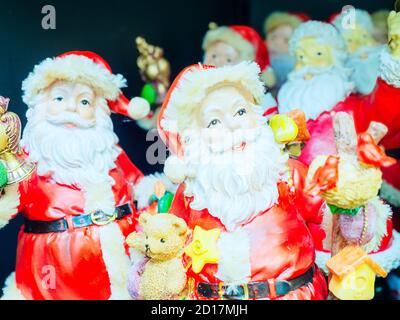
[
  {"x1": 157, "y1": 61, "x2": 328, "y2": 300},
  {"x1": 0, "y1": 51, "x2": 151, "y2": 300},
  {"x1": 263, "y1": 11, "x2": 309, "y2": 89}
]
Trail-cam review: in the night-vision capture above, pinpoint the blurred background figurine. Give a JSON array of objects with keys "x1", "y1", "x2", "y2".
[
  {"x1": 371, "y1": 10, "x2": 390, "y2": 44},
  {"x1": 202, "y1": 23, "x2": 276, "y2": 89},
  {"x1": 263, "y1": 11, "x2": 309, "y2": 91},
  {"x1": 332, "y1": 8, "x2": 383, "y2": 95},
  {"x1": 277, "y1": 16, "x2": 400, "y2": 277},
  {"x1": 135, "y1": 37, "x2": 172, "y2": 131}
]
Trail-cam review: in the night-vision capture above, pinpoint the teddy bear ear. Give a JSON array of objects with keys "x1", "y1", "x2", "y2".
[
  {"x1": 139, "y1": 212, "x2": 151, "y2": 226},
  {"x1": 172, "y1": 216, "x2": 188, "y2": 237}
]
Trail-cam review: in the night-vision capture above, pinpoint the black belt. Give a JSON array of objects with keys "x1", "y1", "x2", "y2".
[
  {"x1": 197, "y1": 266, "x2": 315, "y2": 300},
  {"x1": 24, "y1": 203, "x2": 133, "y2": 234}
]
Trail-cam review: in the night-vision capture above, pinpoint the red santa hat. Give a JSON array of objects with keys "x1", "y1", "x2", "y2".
[
  {"x1": 202, "y1": 25, "x2": 274, "y2": 86},
  {"x1": 22, "y1": 51, "x2": 150, "y2": 120},
  {"x1": 157, "y1": 62, "x2": 265, "y2": 183}
]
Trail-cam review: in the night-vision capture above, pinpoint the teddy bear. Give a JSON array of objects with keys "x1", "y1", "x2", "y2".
[{"x1": 126, "y1": 212, "x2": 188, "y2": 300}]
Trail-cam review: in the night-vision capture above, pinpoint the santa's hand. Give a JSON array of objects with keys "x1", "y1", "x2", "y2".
[{"x1": 388, "y1": 10, "x2": 400, "y2": 58}]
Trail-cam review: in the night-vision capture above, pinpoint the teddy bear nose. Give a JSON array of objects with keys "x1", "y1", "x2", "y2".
[{"x1": 145, "y1": 244, "x2": 150, "y2": 251}]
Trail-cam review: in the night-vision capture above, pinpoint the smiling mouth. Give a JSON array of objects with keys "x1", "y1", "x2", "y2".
[
  {"x1": 232, "y1": 141, "x2": 246, "y2": 152},
  {"x1": 64, "y1": 123, "x2": 77, "y2": 128}
]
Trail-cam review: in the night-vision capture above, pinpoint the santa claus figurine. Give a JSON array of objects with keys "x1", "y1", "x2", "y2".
[
  {"x1": 0, "y1": 51, "x2": 152, "y2": 300},
  {"x1": 263, "y1": 11, "x2": 309, "y2": 89},
  {"x1": 202, "y1": 23, "x2": 276, "y2": 89},
  {"x1": 157, "y1": 62, "x2": 328, "y2": 300},
  {"x1": 277, "y1": 16, "x2": 400, "y2": 274},
  {"x1": 371, "y1": 10, "x2": 390, "y2": 44},
  {"x1": 332, "y1": 8, "x2": 384, "y2": 95}
]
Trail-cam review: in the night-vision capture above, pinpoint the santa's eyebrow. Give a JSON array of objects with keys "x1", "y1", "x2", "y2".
[
  {"x1": 202, "y1": 104, "x2": 223, "y2": 115},
  {"x1": 77, "y1": 89, "x2": 95, "y2": 97},
  {"x1": 203, "y1": 98, "x2": 246, "y2": 114},
  {"x1": 51, "y1": 87, "x2": 68, "y2": 95}
]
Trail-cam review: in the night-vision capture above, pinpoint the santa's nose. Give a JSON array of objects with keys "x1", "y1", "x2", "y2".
[{"x1": 65, "y1": 101, "x2": 77, "y2": 112}]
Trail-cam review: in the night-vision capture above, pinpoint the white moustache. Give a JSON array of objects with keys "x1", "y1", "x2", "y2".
[
  {"x1": 47, "y1": 112, "x2": 95, "y2": 128},
  {"x1": 205, "y1": 128, "x2": 262, "y2": 154}
]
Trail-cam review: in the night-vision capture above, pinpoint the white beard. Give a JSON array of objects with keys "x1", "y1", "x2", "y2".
[
  {"x1": 183, "y1": 115, "x2": 288, "y2": 232},
  {"x1": 21, "y1": 99, "x2": 120, "y2": 214},
  {"x1": 346, "y1": 45, "x2": 382, "y2": 95},
  {"x1": 278, "y1": 65, "x2": 354, "y2": 120}
]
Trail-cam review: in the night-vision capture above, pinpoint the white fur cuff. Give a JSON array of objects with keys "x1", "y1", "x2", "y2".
[
  {"x1": 0, "y1": 185, "x2": 20, "y2": 229},
  {"x1": 134, "y1": 173, "x2": 178, "y2": 210},
  {"x1": 379, "y1": 46, "x2": 400, "y2": 88}
]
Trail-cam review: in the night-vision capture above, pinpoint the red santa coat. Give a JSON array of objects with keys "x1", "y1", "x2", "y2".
[
  {"x1": 170, "y1": 159, "x2": 328, "y2": 300},
  {"x1": 13, "y1": 148, "x2": 142, "y2": 300},
  {"x1": 295, "y1": 77, "x2": 400, "y2": 268}
]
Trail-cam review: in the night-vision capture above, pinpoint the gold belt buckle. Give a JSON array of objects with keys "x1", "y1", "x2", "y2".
[
  {"x1": 91, "y1": 210, "x2": 117, "y2": 226},
  {"x1": 218, "y1": 282, "x2": 225, "y2": 300}
]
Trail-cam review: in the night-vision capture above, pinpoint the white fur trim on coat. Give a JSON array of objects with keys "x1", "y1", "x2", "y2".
[
  {"x1": 380, "y1": 46, "x2": 400, "y2": 88},
  {"x1": 0, "y1": 185, "x2": 20, "y2": 229},
  {"x1": 81, "y1": 183, "x2": 115, "y2": 215},
  {"x1": 134, "y1": 172, "x2": 178, "y2": 210},
  {"x1": 316, "y1": 230, "x2": 400, "y2": 275},
  {"x1": 22, "y1": 54, "x2": 127, "y2": 106},
  {"x1": 362, "y1": 197, "x2": 392, "y2": 253},
  {"x1": 202, "y1": 26, "x2": 255, "y2": 61},
  {"x1": 99, "y1": 223, "x2": 132, "y2": 300},
  {"x1": 1, "y1": 272, "x2": 25, "y2": 300},
  {"x1": 216, "y1": 228, "x2": 251, "y2": 286},
  {"x1": 380, "y1": 180, "x2": 400, "y2": 207},
  {"x1": 161, "y1": 62, "x2": 265, "y2": 134}
]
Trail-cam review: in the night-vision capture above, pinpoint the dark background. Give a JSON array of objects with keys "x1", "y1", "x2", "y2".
[{"x1": 0, "y1": 0, "x2": 396, "y2": 296}]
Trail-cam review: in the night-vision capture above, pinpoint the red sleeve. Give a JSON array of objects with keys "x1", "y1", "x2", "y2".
[
  {"x1": 116, "y1": 148, "x2": 144, "y2": 185},
  {"x1": 355, "y1": 78, "x2": 400, "y2": 149},
  {"x1": 289, "y1": 159, "x2": 324, "y2": 225},
  {"x1": 168, "y1": 183, "x2": 191, "y2": 224}
]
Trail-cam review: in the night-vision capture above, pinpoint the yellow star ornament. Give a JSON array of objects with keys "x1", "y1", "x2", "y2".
[{"x1": 185, "y1": 226, "x2": 221, "y2": 273}]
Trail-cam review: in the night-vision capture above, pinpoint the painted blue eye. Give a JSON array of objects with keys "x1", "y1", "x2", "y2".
[
  {"x1": 208, "y1": 119, "x2": 221, "y2": 128},
  {"x1": 54, "y1": 96, "x2": 63, "y2": 102},
  {"x1": 81, "y1": 99, "x2": 90, "y2": 106},
  {"x1": 235, "y1": 108, "x2": 247, "y2": 116}
]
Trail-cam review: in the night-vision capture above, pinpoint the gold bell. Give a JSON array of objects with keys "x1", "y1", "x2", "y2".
[
  {"x1": 0, "y1": 96, "x2": 35, "y2": 185},
  {"x1": 0, "y1": 152, "x2": 35, "y2": 185}
]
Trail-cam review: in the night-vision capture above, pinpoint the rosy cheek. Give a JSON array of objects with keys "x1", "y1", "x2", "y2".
[
  {"x1": 79, "y1": 107, "x2": 95, "y2": 120},
  {"x1": 47, "y1": 103, "x2": 62, "y2": 115}
]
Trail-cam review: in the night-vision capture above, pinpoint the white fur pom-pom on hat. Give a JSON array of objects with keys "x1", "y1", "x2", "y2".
[
  {"x1": 163, "y1": 155, "x2": 187, "y2": 184},
  {"x1": 128, "y1": 97, "x2": 151, "y2": 120}
]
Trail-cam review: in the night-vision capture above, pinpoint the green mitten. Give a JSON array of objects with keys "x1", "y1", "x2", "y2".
[
  {"x1": 0, "y1": 162, "x2": 8, "y2": 188},
  {"x1": 158, "y1": 191, "x2": 174, "y2": 213},
  {"x1": 140, "y1": 83, "x2": 157, "y2": 105}
]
